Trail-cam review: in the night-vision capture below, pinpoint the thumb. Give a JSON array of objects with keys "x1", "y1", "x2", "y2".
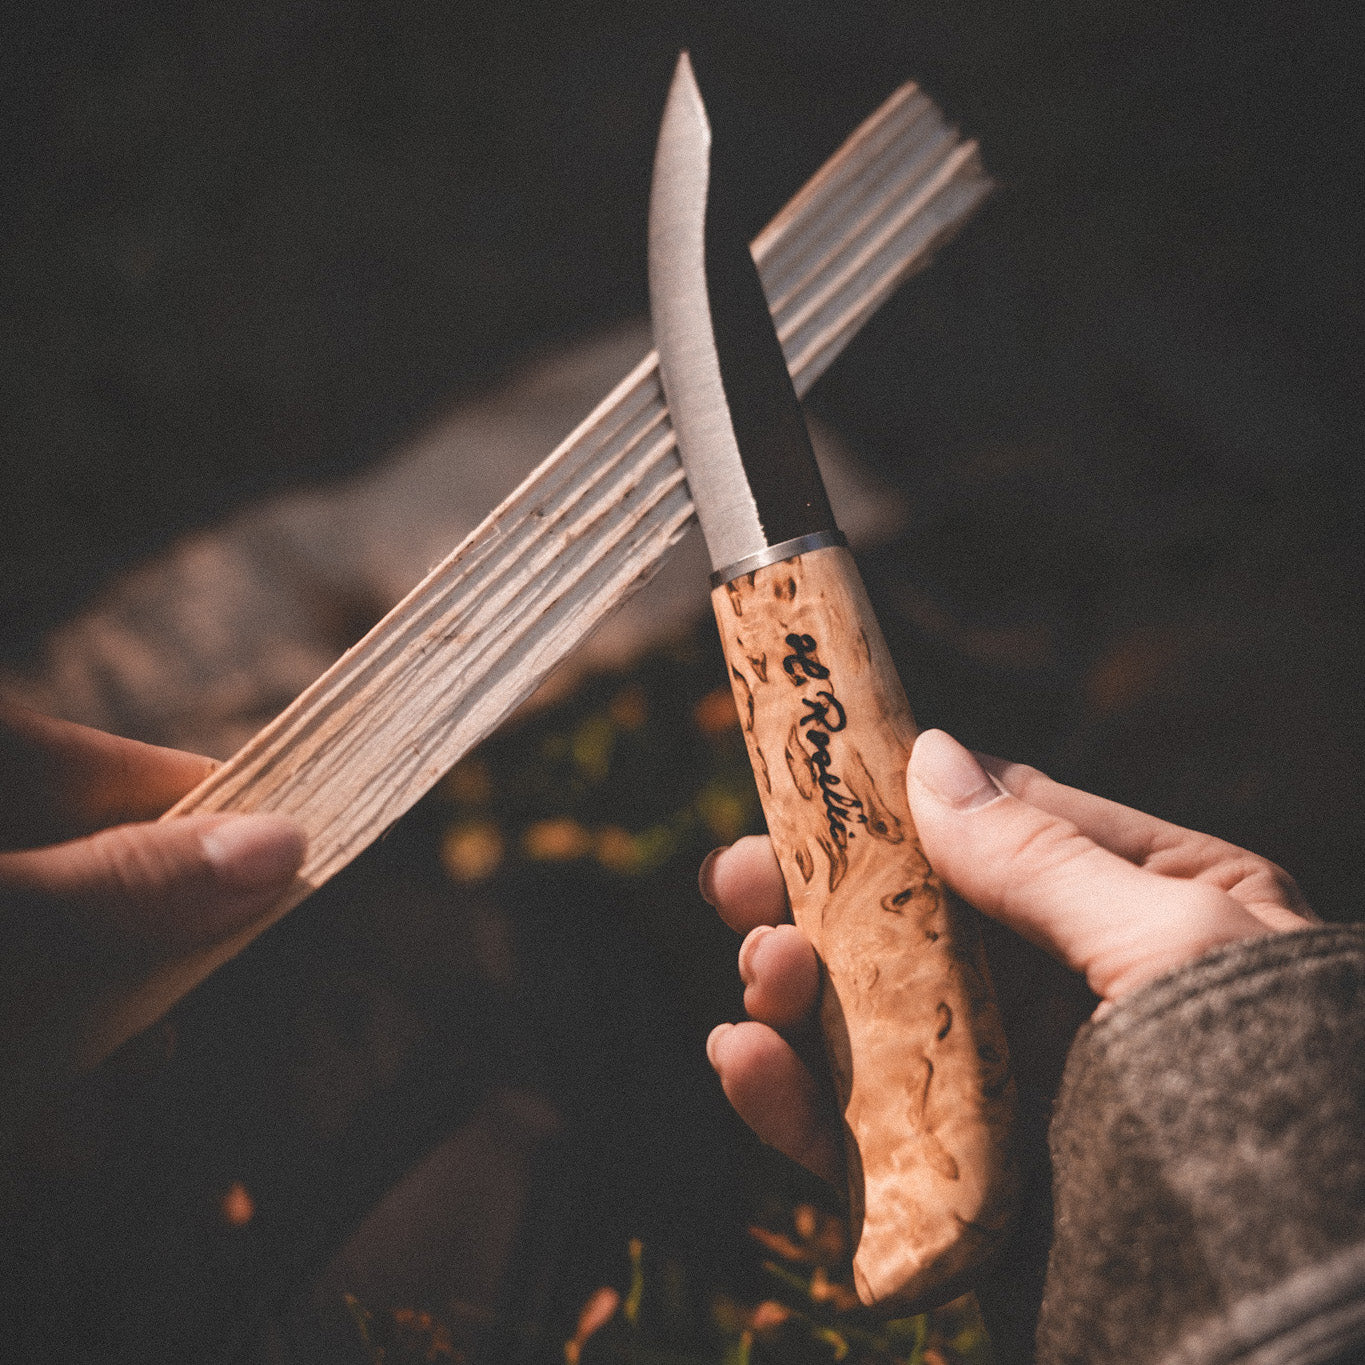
[
  {"x1": 906, "y1": 730, "x2": 1266, "y2": 1002},
  {"x1": 1, "y1": 813, "x2": 306, "y2": 954}
]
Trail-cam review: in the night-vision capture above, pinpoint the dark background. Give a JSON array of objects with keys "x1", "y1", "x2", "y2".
[{"x1": 2, "y1": 2, "x2": 1364, "y2": 1361}]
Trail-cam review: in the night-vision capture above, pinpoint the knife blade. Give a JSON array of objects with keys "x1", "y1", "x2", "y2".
[
  {"x1": 1, "y1": 70, "x2": 993, "y2": 1144},
  {"x1": 648, "y1": 53, "x2": 1015, "y2": 1311}
]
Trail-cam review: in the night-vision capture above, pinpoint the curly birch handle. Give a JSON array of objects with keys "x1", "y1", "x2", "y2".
[{"x1": 713, "y1": 545, "x2": 1016, "y2": 1309}]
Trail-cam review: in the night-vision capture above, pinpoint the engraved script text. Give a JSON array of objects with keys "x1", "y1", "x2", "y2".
[{"x1": 783, "y1": 633, "x2": 865, "y2": 846}]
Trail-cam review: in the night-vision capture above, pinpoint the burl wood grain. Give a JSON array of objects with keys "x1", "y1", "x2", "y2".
[{"x1": 713, "y1": 545, "x2": 1015, "y2": 1309}]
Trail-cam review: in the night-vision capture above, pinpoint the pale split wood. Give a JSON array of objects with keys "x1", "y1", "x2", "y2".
[{"x1": 9, "y1": 82, "x2": 992, "y2": 1092}]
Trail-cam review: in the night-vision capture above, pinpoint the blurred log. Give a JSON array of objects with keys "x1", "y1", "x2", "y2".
[{"x1": 0, "y1": 325, "x2": 899, "y2": 759}]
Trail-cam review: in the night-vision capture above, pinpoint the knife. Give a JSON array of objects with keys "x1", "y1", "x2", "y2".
[
  {"x1": 2, "y1": 72, "x2": 993, "y2": 1147},
  {"x1": 648, "y1": 53, "x2": 1015, "y2": 1311}
]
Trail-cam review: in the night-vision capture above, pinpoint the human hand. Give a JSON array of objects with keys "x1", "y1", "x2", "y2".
[
  {"x1": 0, "y1": 701, "x2": 305, "y2": 1054},
  {"x1": 700, "y1": 727, "x2": 1312, "y2": 1183}
]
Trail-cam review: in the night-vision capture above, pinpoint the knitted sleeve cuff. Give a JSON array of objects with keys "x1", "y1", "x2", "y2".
[{"x1": 1037, "y1": 926, "x2": 1365, "y2": 1365}]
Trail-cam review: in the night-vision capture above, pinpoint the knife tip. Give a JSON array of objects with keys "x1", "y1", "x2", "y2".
[{"x1": 665, "y1": 50, "x2": 709, "y2": 140}]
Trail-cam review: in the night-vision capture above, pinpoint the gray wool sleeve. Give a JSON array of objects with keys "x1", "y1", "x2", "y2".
[{"x1": 1036, "y1": 926, "x2": 1365, "y2": 1365}]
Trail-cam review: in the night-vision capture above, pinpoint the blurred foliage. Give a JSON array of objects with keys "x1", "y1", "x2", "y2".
[
  {"x1": 435, "y1": 640, "x2": 761, "y2": 888},
  {"x1": 345, "y1": 1295, "x2": 460, "y2": 1362},
  {"x1": 346, "y1": 1205, "x2": 989, "y2": 1364}
]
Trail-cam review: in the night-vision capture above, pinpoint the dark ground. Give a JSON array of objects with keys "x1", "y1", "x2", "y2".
[{"x1": 2, "y1": 3, "x2": 1364, "y2": 1362}]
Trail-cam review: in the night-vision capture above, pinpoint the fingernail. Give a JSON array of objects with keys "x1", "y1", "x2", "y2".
[
  {"x1": 738, "y1": 925, "x2": 773, "y2": 984},
  {"x1": 698, "y1": 846, "x2": 728, "y2": 905},
  {"x1": 910, "y1": 730, "x2": 1002, "y2": 810},
  {"x1": 202, "y1": 815, "x2": 306, "y2": 893},
  {"x1": 706, "y1": 1022, "x2": 732, "y2": 1070}
]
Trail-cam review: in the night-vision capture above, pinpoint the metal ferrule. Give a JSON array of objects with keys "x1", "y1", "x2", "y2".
[{"x1": 709, "y1": 529, "x2": 847, "y2": 587}]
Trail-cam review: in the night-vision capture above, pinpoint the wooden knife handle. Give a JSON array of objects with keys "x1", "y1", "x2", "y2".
[{"x1": 712, "y1": 544, "x2": 1015, "y2": 1310}]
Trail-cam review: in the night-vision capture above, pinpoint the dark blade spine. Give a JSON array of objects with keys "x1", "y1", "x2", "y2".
[{"x1": 700, "y1": 92, "x2": 839, "y2": 554}]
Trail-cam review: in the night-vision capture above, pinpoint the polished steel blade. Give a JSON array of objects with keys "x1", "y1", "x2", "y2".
[{"x1": 648, "y1": 53, "x2": 837, "y2": 576}]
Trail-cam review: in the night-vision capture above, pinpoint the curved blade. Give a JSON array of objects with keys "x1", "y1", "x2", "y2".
[{"x1": 648, "y1": 53, "x2": 836, "y2": 575}]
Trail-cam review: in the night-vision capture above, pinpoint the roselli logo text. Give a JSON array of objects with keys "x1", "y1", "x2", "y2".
[{"x1": 782, "y1": 633, "x2": 866, "y2": 846}]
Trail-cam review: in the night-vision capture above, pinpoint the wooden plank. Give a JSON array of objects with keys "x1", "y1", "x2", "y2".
[{"x1": 6, "y1": 85, "x2": 991, "y2": 1097}]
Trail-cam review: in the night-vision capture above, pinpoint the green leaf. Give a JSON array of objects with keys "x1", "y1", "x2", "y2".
[
  {"x1": 721, "y1": 1332, "x2": 752, "y2": 1365},
  {"x1": 571, "y1": 714, "x2": 616, "y2": 783},
  {"x1": 624, "y1": 1239, "x2": 646, "y2": 1328}
]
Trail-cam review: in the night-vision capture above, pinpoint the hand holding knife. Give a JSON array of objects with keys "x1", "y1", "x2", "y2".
[
  {"x1": 2, "y1": 54, "x2": 1006, "y2": 1273},
  {"x1": 648, "y1": 53, "x2": 1015, "y2": 1310}
]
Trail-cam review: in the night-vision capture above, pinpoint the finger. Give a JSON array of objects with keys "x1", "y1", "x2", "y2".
[
  {"x1": 978, "y1": 753, "x2": 1195, "y2": 863},
  {"x1": 738, "y1": 923, "x2": 820, "y2": 1032},
  {"x1": 699, "y1": 835, "x2": 789, "y2": 933},
  {"x1": 0, "y1": 700, "x2": 217, "y2": 846},
  {"x1": 706, "y1": 1020, "x2": 840, "y2": 1183},
  {"x1": 0, "y1": 812, "x2": 305, "y2": 953},
  {"x1": 908, "y1": 730, "x2": 1271, "y2": 1002},
  {"x1": 977, "y1": 752, "x2": 1311, "y2": 923}
]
